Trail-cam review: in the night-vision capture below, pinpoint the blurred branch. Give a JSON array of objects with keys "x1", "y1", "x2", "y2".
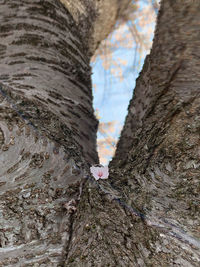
[{"x1": 92, "y1": 0, "x2": 156, "y2": 163}]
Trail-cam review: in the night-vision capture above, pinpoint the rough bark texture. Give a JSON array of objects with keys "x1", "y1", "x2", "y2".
[
  {"x1": 0, "y1": 0, "x2": 98, "y2": 265},
  {"x1": 0, "y1": 0, "x2": 200, "y2": 266},
  {"x1": 65, "y1": 0, "x2": 200, "y2": 266}
]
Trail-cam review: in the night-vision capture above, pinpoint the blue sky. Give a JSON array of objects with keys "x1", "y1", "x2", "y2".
[{"x1": 91, "y1": 0, "x2": 156, "y2": 164}]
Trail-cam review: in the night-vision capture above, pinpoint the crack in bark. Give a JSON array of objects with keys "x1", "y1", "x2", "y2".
[{"x1": 83, "y1": 175, "x2": 200, "y2": 252}]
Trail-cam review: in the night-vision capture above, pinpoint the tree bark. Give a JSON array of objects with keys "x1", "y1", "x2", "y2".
[
  {"x1": 0, "y1": 0, "x2": 200, "y2": 266},
  {"x1": 65, "y1": 1, "x2": 200, "y2": 266},
  {"x1": 60, "y1": 0, "x2": 134, "y2": 54},
  {"x1": 0, "y1": 0, "x2": 98, "y2": 265}
]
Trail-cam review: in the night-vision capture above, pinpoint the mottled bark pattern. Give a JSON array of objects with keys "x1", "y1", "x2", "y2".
[
  {"x1": 0, "y1": 0, "x2": 98, "y2": 164},
  {"x1": 0, "y1": 0, "x2": 98, "y2": 265},
  {"x1": 1, "y1": 0, "x2": 200, "y2": 266},
  {"x1": 110, "y1": 0, "x2": 200, "y2": 265},
  {"x1": 65, "y1": 0, "x2": 200, "y2": 266}
]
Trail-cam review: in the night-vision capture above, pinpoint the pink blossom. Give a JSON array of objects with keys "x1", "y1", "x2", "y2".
[{"x1": 90, "y1": 166, "x2": 109, "y2": 180}]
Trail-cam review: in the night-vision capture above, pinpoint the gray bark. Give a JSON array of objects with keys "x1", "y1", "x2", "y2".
[
  {"x1": 0, "y1": 0, "x2": 98, "y2": 265},
  {"x1": 65, "y1": 1, "x2": 200, "y2": 266},
  {"x1": 0, "y1": 0, "x2": 199, "y2": 266}
]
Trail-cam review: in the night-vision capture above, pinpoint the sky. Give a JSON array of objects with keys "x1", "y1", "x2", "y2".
[{"x1": 91, "y1": 0, "x2": 157, "y2": 165}]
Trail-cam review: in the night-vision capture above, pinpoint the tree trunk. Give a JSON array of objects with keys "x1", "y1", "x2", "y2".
[
  {"x1": 0, "y1": 0, "x2": 98, "y2": 265},
  {"x1": 65, "y1": 1, "x2": 200, "y2": 266},
  {"x1": 0, "y1": 0, "x2": 200, "y2": 266}
]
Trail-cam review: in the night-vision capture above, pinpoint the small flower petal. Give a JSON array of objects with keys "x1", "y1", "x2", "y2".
[
  {"x1": 90, "y1": 166, "x2": 109, "y2": 180},
  {"x1": 100, "y1": 166, "x2": 109, "y2": 179},
  {"x1": 90, "y1": 166, "x2": 100, "y2": 180}
]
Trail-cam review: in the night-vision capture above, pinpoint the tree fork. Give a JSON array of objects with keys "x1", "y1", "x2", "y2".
[
  {"x1": 66, "y1": 0, "x2": 200, "y2": 266},
  {"x1": 0, "y1": 0, "x2": 199, "y2": 266}
]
